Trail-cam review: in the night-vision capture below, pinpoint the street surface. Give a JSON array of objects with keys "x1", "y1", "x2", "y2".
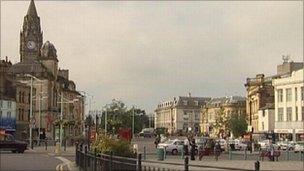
[
  {"x1": 0, "y1": 146, "x2": 76, "y2": 171},
  {"x1": 133, "y1": 137, "x2": 304, "y2": 171}
]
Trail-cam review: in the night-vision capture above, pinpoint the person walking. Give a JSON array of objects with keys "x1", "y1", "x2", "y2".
[
  {"x1": 198, "y1": 142, "x2": 206, "y2": 161},
  {"x1": 214, "y1": 141, "x2": 221, "y2": 161},
  {"x1": 184, "y1": 137, "x2": 190, "y2": 155},
  {"x1": 154, "y1": 135, "x2": 160, "y2": 148},
  {"x1": 190, "y1": 138, "x2": 196, "y2": 160}
]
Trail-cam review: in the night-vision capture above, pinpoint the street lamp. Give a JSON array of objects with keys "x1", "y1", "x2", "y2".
[
  {"x1": 132, "y1": 106, "x2": 144, "y2": 139},
  {"x1": 57, "y1": 92, "x2": 78, "y2": 154},
  {"x1": 23, "y1": 74, "x2": 45, "y2": 149},
  {"x1": 32, "y1": 92, "x2": 47, "y2": 145}
]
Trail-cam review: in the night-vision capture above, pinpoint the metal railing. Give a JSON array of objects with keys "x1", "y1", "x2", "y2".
[{"x1": 76, "y1": 146, "x2": 139, "y2": 171}]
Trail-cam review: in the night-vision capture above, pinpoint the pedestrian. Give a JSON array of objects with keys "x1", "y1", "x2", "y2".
[
  {"x1": 214, "y1": 141, "x2": 221, "y2": 161},
  {"x1": 190, "y1": 138, "x2": 196, "y2": 161},
  {"x1": 154, "y1": 135, "x2": 160, "y2": 148},
  {"x1": 198, "y1": 142, "x2": 206, "y2": 161},
  {"x1": 184, "y1": 137, "x2": 190, "y2": 155}
]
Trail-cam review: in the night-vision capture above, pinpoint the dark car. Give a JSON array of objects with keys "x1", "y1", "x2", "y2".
[{"x1": 0, "y1": 134, "x2": 27, "y2": 153}]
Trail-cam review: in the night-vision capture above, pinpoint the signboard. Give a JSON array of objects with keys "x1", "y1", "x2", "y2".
[
  {"x1": 247, "y1": 126, "x2": 253, "y2": 132},
  {"x1": 274, "y1": 129, "x2": 292, "y2": 133}
]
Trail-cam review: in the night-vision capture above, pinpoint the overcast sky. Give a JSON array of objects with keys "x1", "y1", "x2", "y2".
[{"x1": 1, "y1": 1, "x2": 303, "y2": 113}]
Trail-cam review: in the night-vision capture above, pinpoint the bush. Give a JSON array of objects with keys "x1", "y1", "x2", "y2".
[{"x1": 92, "y1": 134, "x2": 136, "y2": 158}]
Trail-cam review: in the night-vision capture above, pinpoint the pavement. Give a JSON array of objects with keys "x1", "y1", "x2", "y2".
[
  {"x1": 28, "y1": 146, "x2": 78, "y2": 171},
  {"x1": 142, "y1": 158, "x2": 304, "y2": 171}
]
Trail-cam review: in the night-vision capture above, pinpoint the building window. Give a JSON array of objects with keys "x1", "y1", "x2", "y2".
[
  {"x1": 295, "y1": 87, "x2": 298, "y2": 101},
  {"x1": 183, "y1": 100, "x2": 188, "y2": 105},
  {"x1": 286, "y1": 88, "x2": 292, "y2": 102},
  {"x1": 0, "y1": 111, "x2": 2, "y2": 119},
  {"x1": 183, "y1": 112, "x2": 188, "y2": 120},
  {"x1": 278, "y1": 89, "x2": 283, "y2": 102},
  {"x1": 7, "y1": 111, "x2": 11, "y2": 118},
  {"x1": 262, "y1": 110, "x2": 265, "y2": 117},
  {"x1": 195, "y1": 113, "x2": 199, "y2": 120},
  {"x1": 301, "y1": 87, "x2": 304, "y2": 101},
  {"x1": 286, "y1": 107, "x2": 292, "y2": 121},
  {"x1": 262, "y1": 122, "x2": 264, "y2": 131},
  {"x1": 302, "y1": 107, "x2": 304, "y2": 121},
  {"x1": 295, "y1": 107, "x2": 298, "y2": 121},
  {"x1": 194, "y1": 101, "x2": 198, "y2": 106},
  {"x1": 7, "y1": 101, "x2": 12, "y2": 108},
  {"x1": 278, "y1": 108, "x2": 283, "y2": 121}
]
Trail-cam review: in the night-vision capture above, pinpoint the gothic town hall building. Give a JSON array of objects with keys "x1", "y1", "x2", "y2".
[{"x1": 1, "y1": 0, "x2": 85, "y2": 142}]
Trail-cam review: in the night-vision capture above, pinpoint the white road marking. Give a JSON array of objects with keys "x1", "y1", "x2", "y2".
[{"x1": 55, "y1": 156, "x2": 72, "y2": 171}]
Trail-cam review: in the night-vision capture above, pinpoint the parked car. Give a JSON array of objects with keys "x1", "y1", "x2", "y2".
[
  {"x1": 139, "y1": 128, "x2": 155, "y2": 138},
  {"x1": 279, "y1": 141, "x2": 295, "y2": 151},
  {"x1": 259, "y1": 139, "x2": 270, "y2": 149},
  {"x1": 294, "y1": 142, "x2": 304, "y2": 153},
  {"x1": 157, "y1": 139, "x2": 184, "y2": 155},
  {"x1": 218, "y1": 139, "x2": 227, "y2": 150},
  {"x1": 0, "y1": 134, "x2": 27, "y2": 153},
  {"x1": 234, "y1": 139, "x2": 248, "y2": 150}
]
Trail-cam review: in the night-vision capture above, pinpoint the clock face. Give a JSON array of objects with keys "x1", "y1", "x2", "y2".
[{"x1": 27, "y1": 41, "x2": 36, "y2": 50}]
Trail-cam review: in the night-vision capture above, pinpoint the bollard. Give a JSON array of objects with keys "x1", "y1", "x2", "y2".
[
  {"x1": 286, "y1": 148, "x2": 290, "y2": 161},
  {"x1": 164, "y1": 147, "x2": 166, "y2": 160},
  {"x1": 228, "y1": 148, "x2": 232, "y2": 160},
  {"x1": 109, "y1": 151, "x2": 113, "y2": 171},
  {"x1": 64, "y1": 140, "x2": 67, "y2": 152},
  {"x1": 143, "y1": 146, "x2": 146, "y2": 160},
  {"x1": 45, "y1": 140, "x2": 48, "y2": 150},
  {"x1": 184, "y1": 156, "x2": 189, "y2": 171},
  {"x1": 244, "y1": 149, "x2": 247, "y2": 160},
  {"x1": 181, "y1": 146, "x2": 184, "y2": 159},
  {"x1": 84, "y1": 146, "x2": 88, "y2": 171},
  {"x1": 94, "y1": 148, "x2": 97, "y2": 171},
  {"x1": 254, "y1": 161, "x2": 260, "y2": 171},
  {"x1": 137, "y1": 153, "x2": 142, "y2": 171}
]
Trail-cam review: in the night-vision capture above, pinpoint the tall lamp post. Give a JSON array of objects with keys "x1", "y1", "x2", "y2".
[
  {"x1": 24, "y1": 74, "x2": 44, "y2": 149},
  {"x1": 57, "y1": 92, "x2": 78, "y2": 154},
  {"x1": 132, "y1": 106, "x2": 144, "y2": 139}
]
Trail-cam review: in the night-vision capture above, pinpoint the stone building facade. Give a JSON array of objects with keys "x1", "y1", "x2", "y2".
[
  {"x1": 273, "y1": 68, "x2": 304, "y2": 141},
  {"x1": 155, "y1": 94, "x2": 210, "y2": 134},
  {"x1": 3, "y1": 0, "x2": 84, "y2": 141},
  {"x1": 200, "y1": 96, "x2": 246, "y2": 138},
  {"x1": 245, "y1": 59, "x2": 303, "y2": 134}
]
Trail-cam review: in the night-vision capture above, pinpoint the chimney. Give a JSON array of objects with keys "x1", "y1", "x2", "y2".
[{"x1": 5, "y1": 56, "x2": 8, "y2": 62}]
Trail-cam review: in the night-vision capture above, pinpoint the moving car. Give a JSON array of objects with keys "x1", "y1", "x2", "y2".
[
  {"x1": 0, "y1": 134, "x2": 27, "y2": 153},
  {"x1": 139, "y1": 128, "x2": 155, "y2": 138},
  {"x1": 157, "y1": 139, "x2": 184, "y2": 155}
]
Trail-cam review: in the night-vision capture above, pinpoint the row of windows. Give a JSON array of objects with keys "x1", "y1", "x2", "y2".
[
  {"x1": 277, "y1": 87, "x2": 304, "y2": 103},
  {"x1": 0, "y1": 111, "x2": 12, "y2": 119},
  {"x1": 0, "y1": 101, "x2": 12, "y2": 109},
  {"x1": 277, "y1": 107, "x2": 304, "y2": 121}
]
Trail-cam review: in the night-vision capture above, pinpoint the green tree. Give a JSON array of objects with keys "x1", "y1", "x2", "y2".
[
  {"x1": 98, "y1": 99, "x2": 148, "y2": 135},
  {"x1": 228, "y1": 113, "x2": 248, "y2": 138},
  {"x1": 214, "y1": 107, "x2": 230, "y2": 138}
]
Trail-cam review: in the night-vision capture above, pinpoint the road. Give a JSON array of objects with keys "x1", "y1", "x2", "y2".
[
  {"x1": 0, "y1": 151, "x2": 61, "y2": 171},
  {"x1": 0, "y1": 147, "x2": 76, "y2": 171}
]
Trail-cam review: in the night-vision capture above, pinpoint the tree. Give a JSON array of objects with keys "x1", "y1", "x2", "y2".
[
  {"x1": 228, "y1": 113, "x2": 248, "y2": 138},
  {"x1": 98, "y1": 99, "x2": 148, "y2": 135},
  {"x1": 214, "y1": 107, "x2": 230, "y2": 138}
]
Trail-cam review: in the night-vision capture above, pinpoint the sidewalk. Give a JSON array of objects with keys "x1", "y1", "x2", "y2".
[
  {"x1": 28, "y1": 145, "x2": 76, "y2": 156},
  {"x1": 143, "y1": 157, "x2": 304, "y2": 171}
]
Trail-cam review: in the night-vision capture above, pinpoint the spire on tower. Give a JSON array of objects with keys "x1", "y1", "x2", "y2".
[{"x1": 27, "y1": 0, "x2": 38, "y2": 17}]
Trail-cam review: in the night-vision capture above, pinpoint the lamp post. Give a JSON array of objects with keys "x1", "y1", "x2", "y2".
[
  {"x1": 132, "y1": 106, "x2": 144, "y2": 139},
  {"x1": 57, "y1": 92, "x2": 78, "y2": 154},
  {"x1": 24, "y1": 74, "x2": 44, "y2": 149}
]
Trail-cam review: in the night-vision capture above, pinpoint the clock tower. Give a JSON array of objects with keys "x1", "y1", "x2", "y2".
[{"x1": 20, "y1": 0, "x2": 43, "y2": 62}]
